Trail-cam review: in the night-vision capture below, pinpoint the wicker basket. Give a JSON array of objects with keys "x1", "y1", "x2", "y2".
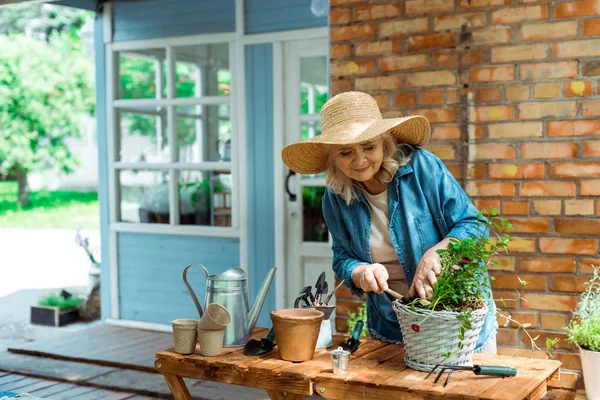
[{"x1": 392, "y1": 301, "x2": 488, "y2": 372}]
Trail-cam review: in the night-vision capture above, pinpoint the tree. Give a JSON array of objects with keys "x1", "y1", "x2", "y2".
[{"x1": 0, "y1": 33, "x2": 95, "y2": 205}]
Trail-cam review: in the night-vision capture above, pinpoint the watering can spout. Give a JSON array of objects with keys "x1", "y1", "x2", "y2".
[{"x1": 246, "y1": 267, "x2": 277, "y2": 337}]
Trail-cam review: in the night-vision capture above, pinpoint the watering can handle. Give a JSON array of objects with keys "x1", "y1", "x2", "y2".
[{"x1": 182, "y1": 264, "x2": 210, "y2": 319}]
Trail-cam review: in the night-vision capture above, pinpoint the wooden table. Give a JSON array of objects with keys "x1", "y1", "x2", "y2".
[{"x1": 155, "y1": 328, "x2": 562, "y2": 400}]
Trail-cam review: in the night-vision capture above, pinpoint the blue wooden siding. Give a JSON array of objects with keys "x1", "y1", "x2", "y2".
[
  {"x1": 245, "y1": 0, "x2": 327, "y2": 34},
  {"x1": 112, "y1": 0, "x2": 235, "y2": 42},
  {"x1": 246, "y1": 44, "x2": 276, "y2": 329},
  {"x1": 117, "y1": 233, "x2": 240, "y2": 324}
]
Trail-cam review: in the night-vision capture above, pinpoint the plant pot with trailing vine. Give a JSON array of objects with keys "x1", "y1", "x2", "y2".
[
  {"x1": 566, "y1": 265, "x2": 600, "y2": 400},
  {"x1": 31, "y1": 292, "x2": 84, "y2": 327}
]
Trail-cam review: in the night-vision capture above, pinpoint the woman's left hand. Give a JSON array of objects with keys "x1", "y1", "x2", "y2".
[{"x1": 409, "y1": 237, "x2": 453, "y2": 299}]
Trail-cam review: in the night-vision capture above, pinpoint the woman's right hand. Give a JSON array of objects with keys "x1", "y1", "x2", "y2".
[{"x1": 351, "y1": 263, "x2": 389, "y2": 294}]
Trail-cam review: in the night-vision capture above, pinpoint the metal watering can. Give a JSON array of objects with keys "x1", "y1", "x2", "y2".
[{"x1": 182, "y1": 264, "x2": 276, "y2": 347}]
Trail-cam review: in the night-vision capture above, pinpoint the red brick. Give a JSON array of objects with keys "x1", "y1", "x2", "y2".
[
  {"x1": 582, "y1": 100, "x2": 600, "y2": 116},
  {"x1": 533, "y1": 200, "x2": 562, "y2": 215},
  {"x1": 509, "y1": 217, "x2": 550, "y2": 233},
  {"x1": 503, "y1": 200, "x2": 530, "y2": 215},
  {"x1": 331, "y1": 79, "x2": 352, "y2": 95},
  {"x1": 355, "y1": 76, "x2": 403, "y2": 91},
  {"x1": 466, "y1": 181, "x2": 515, "y2": 197},
  {"x1": 432, "y1": 125, "x2": 460, "y2": 140},
  {"x1": 331, "y1": 43, "x2": 351, "y2": 59},
  {"x1": 475, "y1": 105, "x2": 515, "y2": 122},
  {"x1": 354, "y1": 4, "x2": 402, "y2": 21},
  {"x1": 379, "y1": 18, "x2": 428, "y2": 37},
  {"x1": 331, "y1": 0, "x2": 365, "y2": 5},
  {"x1": 492, "y1": 5, "x2": 548, "y2": 24},
  {"x1": 551, "y1": 276, "x2": 591, "y2": 293},
  {"x1": 555, "y1": 0, "x2": 600, "y2": 18},
  {"x1": 540, "y1": 314, "x2": 568, "y2": 331},
  {"x1": 412, "y1": 108, "x2": 457, "y2": 123},
  {"x1": 583, "y1": 141, "x2": 600, "y2": 157},
  {"x1": 331, "y1": 60, "x2": 376, "y2": 77},
  {"x1": 534, "y1": 82, "x2": 561, "y2": 99},
  {"x1": 471, "y1": 65, "x2": 515, "y2": 82},
  {"x1": 520, "y1": 61, "x2": 578, "y2": 80},
  {"x1": 434, "y1": 12, "x2": 487, "y2": 31},
  {"x1": 520, "y1": 257, "x2": 577, "y2": 273},
  {"x1": 550, "y1": 162, "x2": 600, "y2": 178},
  {"x1": 465, "y1": 49, "x2": 487, "y2": 65},
  {"x1": 406, "y1": 0, "x2": 454, "y2": 15},
  {"x1": 540, "y1": 238, "x2": 598, "y2": 255},
  {"x1": 506, "y1": 85, "x2": 530, "y2": 101},
  {"x1": 497, "y1": 311, "x2": 538, "y2": 329},
  {"x1": 520, "y1": 181, "x2": 576, "y2": 196},
  {"x1": 527, "y1": 330, "x2": 576, "y2": 351},
  {"x1": 446, "y1": 164, "x2": 461, "y2": 179},
  {"x1": 433, "y1": 52, "x2": 459, "y2": 68},
  {"x1": 507, "y1": 238, "x2": 536, "y2": 253},
  {"x1": 472, "y1": 125, "x2": 484, "y2": 139},
  {"x1": 521, "y1": 142, "x2": 578, "y2": 159},
  {"x1": 460, "y1": 0, "x2": 511, "y2": 8},
  {"x1": 496, "y1": 329, "x2": 519, "y2": 346},
  {"x1": 331, "y1": 24, "x2": 376, "y2": 42},
  {"x1": 581, "y1": 258, "x2": 600, "y2": 273},
  {"x1": 474, "y1": 199, "x2": 500, "y2": 211},
  {"x1": 330, "y1": 8, "x2": 351, "y2": 25},
  {"x1": 394, "y1": 93, "x2": 416, "y2": 108},
  {"x1": 556, "y1": 218, "x2": 600, "y2": 236},
  {"x1": 426, "y1": 145, "x2": 456, "y2": 160},
  {"x1": 565, "y1": 199, "x2": 595, "y2": 215},
  {"x1": 492, "y1": 256, "x2": 516, "y2": 272},
  {"x1": 553, "y1": 353, "x2": 582, "y2": 370},
  {"x1": 379, "y1": 54, "x2": 428, "y2": 72},
  {"x1": 488, "y1": 122, "x2": 542, "y2": 139},
  {"x1": 547, "y1": 120, "x2": 600, "y2": 137},
  {"x1": 372, "y1": 95, "x2": 388, "y2": 109},
  {"x1": 584, "y1": 19, "x2": 600, "y2": 36},
  {"x1": 492, "y1": 44, "x2": 548, "y2": 63},
  {"x1": 522, "y1": 293, "x2": 579, "y2": 312},
  {"x1": 475, "y1": 87, "x2": 502, "y2": 103},
  {"x1": 446, "y1": 89, "x2": 459, "y2": 104},
  {"x1": 467, "y1": 164, "x2": 486, "y2": 179},
  {"x1": 407, "y1": 71, "x2": 456, "y2": 87},
  {"x1": 582, "y1": 180, "x2": 600, "y2": 196},
  {"x1": 407, "y1": 32, "x2": 458, "y2": 52},
  {"x1": 497, "y1": 347, "x2": 548, "y2": 359},
  {"x1": 419, "y1": 90, "x2": 444, "y2": 105},
  {"x1": 355, "y1": 40, "x2": 402, "y2": 56},
  {"x1": 492, "y1": 274, "x2": 547, "y2": 290},
  {"x1": 489, "y1": 163, "x2": 544, "y2": 179},
  {"x1": 519, "y1": 102, "x2": 577, "y2": 120},
  {"x1": 468, "y1": 144, "x2": 516, "y2": 160},
  {"x1": 565, "y1": 81, "x2": 593, "y2": 97},
  {"x1": 582, "y1": 59, "x2": 600, "y2": 76},
  {"x1": 471, "y1": 28, "x2": 512, "y2": 45},
  {"x1": 521, "y1": 21, "x2": 578, "y2": 41},
  {"x1": 553, "y1": 39, "x2": 600, "y2": 58}
]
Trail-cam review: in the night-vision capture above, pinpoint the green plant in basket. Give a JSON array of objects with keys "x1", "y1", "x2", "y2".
[
  {"x1": 566, "y1": 265, "x2": 600, "y2": 352},
  {"x1": 38, "y1": 294, "x2": 84, "y2": 311}
]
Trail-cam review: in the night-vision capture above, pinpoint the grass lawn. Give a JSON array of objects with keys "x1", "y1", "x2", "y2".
[{"x1": 0, "y1": 181, "x2": 99, "y2": 229}]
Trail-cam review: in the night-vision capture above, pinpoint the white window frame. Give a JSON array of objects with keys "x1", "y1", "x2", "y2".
[{"x1": 105, "y1": 33, "x2": 240, "y2": 238}]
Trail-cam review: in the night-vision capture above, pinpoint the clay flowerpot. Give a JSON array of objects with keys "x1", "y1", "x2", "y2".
[
  {"x1": 197, "y1": 303, "x2": 232, "y2": 331},
  {"x1": 197, "y1": 328, "x2": 226, "y2": 356},
  {"x1": 270, "y1": 308, "x2": 324, "y2": 362},
  {"x1": 172, "y1": 319, "x2": 199, "y2": 355}
]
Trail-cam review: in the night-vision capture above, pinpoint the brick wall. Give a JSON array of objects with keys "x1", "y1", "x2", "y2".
[{"x1": 330, "y1": 0, "x2": 600, "y2": 394}]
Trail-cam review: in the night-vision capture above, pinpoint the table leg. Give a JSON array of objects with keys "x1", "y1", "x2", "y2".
[
  {"x1": 266, "y1": 390, "x2": 306, "y2": 400},
  {"x1": 162, "y1": 373, "x2": 192, "y2": 400}
]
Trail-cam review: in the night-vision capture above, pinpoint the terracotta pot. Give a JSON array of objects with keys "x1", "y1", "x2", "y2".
[{"x1": 270, "y1": 308, "x2": 324, "y2": 362}]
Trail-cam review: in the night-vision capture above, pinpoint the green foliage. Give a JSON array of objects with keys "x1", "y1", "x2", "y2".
[
  {"x1": 347, "y1": 302, "x2": 369, "y2": 338},
  {"x1": 566, "y1": 265, "x2": 600, "y2": 352},
  {"x1": 0, "y1": 181, "x2": 99, "y2": 228},
  {"x1": 38, "y1": 294, "x2": 84, "y2": 311},
  {"x1": 302, "y1": 186, "x2": 325, "y2": 212},
  {"x1": 0, "y1": 33, "x2": 94, "y2": 177}
]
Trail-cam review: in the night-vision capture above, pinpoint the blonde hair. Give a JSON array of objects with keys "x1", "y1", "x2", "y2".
[{"x1": 325, "y1": 133, "x2": 412, "y2": 205}]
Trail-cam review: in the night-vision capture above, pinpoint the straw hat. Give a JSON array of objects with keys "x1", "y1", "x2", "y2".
[{"x1": 281, "y1": 91, "x2": 431, "y2": 175}]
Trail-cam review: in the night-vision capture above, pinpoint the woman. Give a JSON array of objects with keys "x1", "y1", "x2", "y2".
[{"x1": 282, "y1": 91, "x2": 497, "y2": 352}]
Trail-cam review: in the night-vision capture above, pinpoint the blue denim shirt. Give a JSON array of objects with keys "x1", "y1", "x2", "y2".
[{"x1": 322, "y1": 148, "x2": 497, "y2": 349}]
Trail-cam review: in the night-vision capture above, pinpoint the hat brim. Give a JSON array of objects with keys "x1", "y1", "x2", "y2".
[{"x1": 281, "y1": 115, "x2": 430, "y2": 175}]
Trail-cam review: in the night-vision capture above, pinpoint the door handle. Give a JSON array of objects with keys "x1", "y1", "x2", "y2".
[{"x1": 285, "y1": 170, "x2": 297, "y2": 202}]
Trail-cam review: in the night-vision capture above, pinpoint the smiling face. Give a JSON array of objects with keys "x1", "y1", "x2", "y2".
[{"x1": 330, "y1": 137, "x2": 384, "y2": 186}]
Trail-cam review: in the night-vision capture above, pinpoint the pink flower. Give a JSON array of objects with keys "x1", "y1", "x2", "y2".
[
  {"x1": 453, "y1": 265, "x2": 461, "y2": 271},
  {"x1": 460, "y1": 257, "x2": 471, "y2": 264},
  {"x1": 411, "y1": 324, "x2": 420, "y2": 333}
]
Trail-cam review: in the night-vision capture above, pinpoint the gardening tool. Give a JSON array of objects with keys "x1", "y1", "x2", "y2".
[
  {"x1": 341, "y1": 320, "x2": 363, "y2": 353},
  {"x1": 243, "y1": 327, "x2": 276, "y2": 356},
  {"x1": 425, "y1": 364, "x2": 518, "y2": 387},
  {"x1": 294, "y1": 287, "x2": 313, "y2": 308},
  {"x1": 300, "y1": 285, "x2": 315, "y2": 303},
  {"x1": 182, "y1": 264, "x2": 277, "y2": 347},
  {"x1": 313, "y1": 272, "x2": 327, "y2": 305},
  {"x1": 384, "y1": 288, "x2": 412, "y2": 305},
  {"x1": 320, "y1": 281, "x2": 329, "y2": 305},
  {"x1": 322, "y1": 280, "x2": 345, "y2": 305}
]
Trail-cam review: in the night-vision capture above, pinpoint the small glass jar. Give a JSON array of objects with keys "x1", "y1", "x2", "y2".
[{"x1": 330, "y1": 346, "x2": 350, "y2": 375}]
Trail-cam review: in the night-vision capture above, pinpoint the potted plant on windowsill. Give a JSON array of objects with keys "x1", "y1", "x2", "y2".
[
  {"x1": 31, "y1": 291, "x2": 84, "y2": 327},
  {"x1": 566, "y1": 265, "x2": 600, "y2": 400}
]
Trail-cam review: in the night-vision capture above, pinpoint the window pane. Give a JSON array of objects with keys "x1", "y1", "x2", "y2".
[
  {"x1": 118, "y1": 107, "x2": 169, "y2": 163},
  {"x1": 119, "y1": 170, "x2": 170, "y2": 224},
  {"x1": 180, "y1": 170, "x2": 232, "y2": 227},
  {"x1": 300, "y1": 56, "x2": 328, "y2": 115},
  {"x1": 303, "y1": 186, "x2": 328, "y2": 242},
  {"x1": 300, "y1": 122, "x2": 325, "y2": 179},
  {"x1": 176, "y1": 104, "x2": 231, "y2": 162},
  {"x1": 118, "y1": 49, "x2": 166, "y2": 100},
  {"x1": 173, "y1": 43, "x2": 230, "y2": 98}
]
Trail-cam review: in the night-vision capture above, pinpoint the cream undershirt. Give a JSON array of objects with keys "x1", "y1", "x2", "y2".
[{"x1": 362, "y1": 188, "x2": 409, "y2": 296}]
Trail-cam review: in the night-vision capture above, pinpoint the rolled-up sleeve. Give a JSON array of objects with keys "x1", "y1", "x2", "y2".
[{"x1": 322, "y1": 190, "x2": 367, "y2": 298}]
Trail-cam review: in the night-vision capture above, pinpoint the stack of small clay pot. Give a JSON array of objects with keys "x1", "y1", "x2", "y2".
[{"x1": 172, "y1": 303, "x2": 232, "y2": 356}]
